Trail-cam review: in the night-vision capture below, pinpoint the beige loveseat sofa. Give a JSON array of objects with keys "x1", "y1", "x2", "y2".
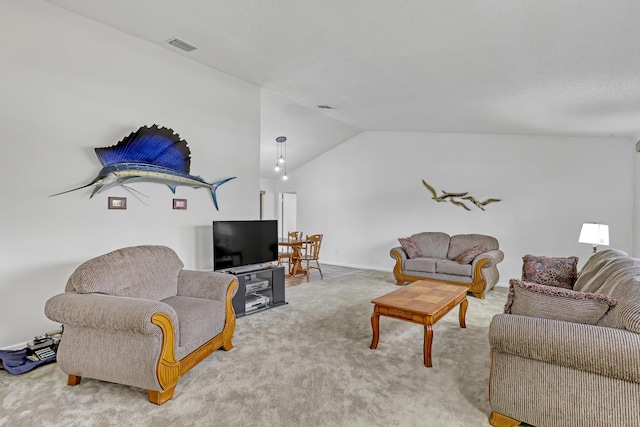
[
  {"x1": 489, "y1": 249, "x2": 640, "y2": 426},
  {"x1": 390, "y1": 232, "x2": 504, "y2": 298},
  {"x1": 45, "y1": 245, "x2": 238, "y2": 405}
]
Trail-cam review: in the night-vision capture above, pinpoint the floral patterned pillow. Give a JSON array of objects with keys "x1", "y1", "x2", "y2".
[
  {"x1": 398, "y1": 237, "x2": 422, "y2": 259},
  {"x1": 455, "y1": 245, "x2": 489, "y2": 264},
  {"x1": 521, "y1": 255, "x2": 578, "y2": 289},
  {"x1": 504, "y1": 279, "x2": 617, "y2": 325}
]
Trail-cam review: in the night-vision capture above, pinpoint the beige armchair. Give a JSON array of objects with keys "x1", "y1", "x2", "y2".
[{"x1": 44, "y1": 245, "x2": 238, "y2": 405}]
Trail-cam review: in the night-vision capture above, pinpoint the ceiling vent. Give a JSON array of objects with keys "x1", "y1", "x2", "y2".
[{"x1": 167, "y1": 38, "x2": 197, "y2": 52}]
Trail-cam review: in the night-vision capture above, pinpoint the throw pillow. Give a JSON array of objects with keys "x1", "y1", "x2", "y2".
[
  {"x1": 398, "y1": 237, "x2": 422, "y2": 259},
  {"x1": 455, "y1": 245, "x2": 489, "y2": 264},
  {"x1": 521, "y1": 254, "x2": 578, "y2": 289},
  {"x1": 504, "y1": 279, "x2": 617, "y2": 325}
]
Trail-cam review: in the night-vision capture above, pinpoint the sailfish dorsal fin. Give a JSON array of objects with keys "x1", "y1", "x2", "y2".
[{"x1": 94, "y1": 125, "x2": 192, "y2": 173}]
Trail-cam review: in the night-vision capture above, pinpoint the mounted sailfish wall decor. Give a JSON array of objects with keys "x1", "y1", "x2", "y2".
[
  {"x1": 422, "y1": 179, "x2": 501, "y2": 211},
  {"x1": 50, "y1": 125, "x2": 235, "y2": 210}
]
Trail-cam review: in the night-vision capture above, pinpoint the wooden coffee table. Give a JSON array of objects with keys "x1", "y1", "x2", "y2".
[{"x1": 370, "y1": 279, "x2": 468, "y2": 367}]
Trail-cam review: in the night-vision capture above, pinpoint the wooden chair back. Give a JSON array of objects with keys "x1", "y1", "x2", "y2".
[
  {"x1": 288, "y1": 231, "x2": 303, "y2": 241},
  {"x1": 303, "y1": 234, "x2": 323, "y2": 260}
]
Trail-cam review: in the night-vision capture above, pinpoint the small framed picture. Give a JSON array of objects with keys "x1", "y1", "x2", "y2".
[
  {"x1": 108, "y1": 197, "x2": 127, "y2": 210},
  {"x1": 173, "y1": 198, "x2": 187, "y2": 210}
]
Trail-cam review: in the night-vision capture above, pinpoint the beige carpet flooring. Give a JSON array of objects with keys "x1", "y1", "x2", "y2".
[
  {"x1": 0, "y1": 270, "x2": 511, "y2": 427},
  {"x1": 284, "y1": 263, "x2": 362, "y2": 287}
]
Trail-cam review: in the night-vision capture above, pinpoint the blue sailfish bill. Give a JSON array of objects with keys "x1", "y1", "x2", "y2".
[{"x1": 50, "y1": 125, "x2": 235, "y2": 210}]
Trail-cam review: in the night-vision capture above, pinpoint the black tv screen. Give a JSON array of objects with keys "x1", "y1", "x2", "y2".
[{"x1": 213, "y1": 220, "x2": 278, "y2": 271}]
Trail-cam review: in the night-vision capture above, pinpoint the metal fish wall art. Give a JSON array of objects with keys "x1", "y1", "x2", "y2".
[{"x1": 50, "y1": 125, "x2": 236, "y2": 210}]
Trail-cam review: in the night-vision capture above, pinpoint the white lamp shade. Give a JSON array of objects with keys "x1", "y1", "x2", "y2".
[{"x1": 578, "y1": 223, "x2": 609, "y2": 246}]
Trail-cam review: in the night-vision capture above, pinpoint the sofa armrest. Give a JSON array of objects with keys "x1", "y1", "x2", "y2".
[
  {"x1": 490, "y1": 313, "x2": 640, "y2": 383},
  {"x1": 176, "y1": 270, "x2": 238, "y2": 301},
  {"x1": 472, "y1": 249, "x2": 504, "y2": 268},
  {"x1": 390, "y1": 246, "x2": 408, "y2": 262},
  {"x1": 44, "y1": 292, "x2": 178, "y2": 335}
]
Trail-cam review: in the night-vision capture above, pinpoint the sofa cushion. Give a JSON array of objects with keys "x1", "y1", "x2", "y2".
[
  {"x1": 455, "y1": 245, "x2": 489, "y2": 264},
  {"x1": 521, "y1": 255, "x2": 578, "y2": 289},
  {"x1": 404, "y1": 257, "x2": 437, "y2": 273},
  {"x1": 436, "y1": 260, "x2": 473, "y2": 276},
  {"x1": 410, "y1": 232, "x2": 451, "y2": 259},
  {"x1": 398, "y1": 237, "x2": 423, "y2": 259},
  {"x1": 574, "y1": 253, "x2": 636, "y2": 293},
  {"x1": 621, "y1": 301, "x2": 640, "y2": 333},
  {"x1": 504, "y1": 279, "x2": 617, "y2": 325},
  {"x1": 67, "y1": 245, "x2": 183, "y2": 301},
  {"x1": 163, "y1": 296, "x2": 225, "y2": 358},
  {"x1": 447, "y1": 234, "x2": 498, "y2": 260},
  {"x1": 573, "y1": 249, "x2": 628, "y2": 292},
  {"x1": 596, "y1": 269, "x2": 640, "y2": 333}
]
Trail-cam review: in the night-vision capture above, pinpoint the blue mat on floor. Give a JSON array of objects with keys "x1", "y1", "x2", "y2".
[{"x1": 0, "y1": 348, "x2": 56, "y2": 375}]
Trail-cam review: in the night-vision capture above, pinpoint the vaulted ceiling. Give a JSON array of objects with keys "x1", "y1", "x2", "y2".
[{"x1": 45, "y1": 0, "x2": 640, "y2": 177}]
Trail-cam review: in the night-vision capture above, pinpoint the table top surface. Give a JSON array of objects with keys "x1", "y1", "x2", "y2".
[
  {"x1": 371, "y1": 280, "x2": 467, "y2": 316},
  {"x1": 277, "y1": 239, "x2": 305, "y2": 246}
]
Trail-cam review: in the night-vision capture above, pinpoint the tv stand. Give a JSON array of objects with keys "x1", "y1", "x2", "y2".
[
  {"x1": 226, "y1": 263, "x2": 271, "y2": 275},
  {"x1": 229, "y1": 265, "x2": 286, "y2": 317}
]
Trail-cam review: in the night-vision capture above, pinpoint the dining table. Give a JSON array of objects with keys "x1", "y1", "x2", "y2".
[{"x1": 278, "y1": 238, "x2": 307, "y2": 277}]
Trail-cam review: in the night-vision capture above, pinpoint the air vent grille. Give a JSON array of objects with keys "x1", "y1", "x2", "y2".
[{"x1": 168, "y1": 38, "x2": 197, "y2": 52}]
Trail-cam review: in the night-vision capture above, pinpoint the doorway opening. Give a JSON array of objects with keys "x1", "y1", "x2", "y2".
[{"x1": 259, "y1": 191, "x2": 297, "y2": 239}]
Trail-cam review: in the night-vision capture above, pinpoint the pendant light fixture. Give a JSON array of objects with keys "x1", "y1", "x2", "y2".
[{"x1": 275, "y1": 136, "x2": 288, "y2": 180}]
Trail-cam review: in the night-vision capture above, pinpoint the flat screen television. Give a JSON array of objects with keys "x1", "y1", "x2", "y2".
[{"x1": 212, "y1": 220, "x2": 278, "y2": 271}]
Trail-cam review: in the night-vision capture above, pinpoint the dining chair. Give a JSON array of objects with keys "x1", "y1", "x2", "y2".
[
  {"x1": 299, "y1": 234, "x2": 323, "y2": 282},
  {"x1": 278, "y1": 231, "x2": 303, "y2": 272}
]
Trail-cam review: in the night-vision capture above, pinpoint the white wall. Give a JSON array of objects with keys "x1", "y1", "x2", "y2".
[
  {"x1": 284, "y1": 131, "x2": 634, "y2": 283},
  {"x1": 0, "y1": 1, "x2": 260, "y2": 347},
  {"x1": 280, "y1": 193, "x2": 298, "y2": 239},
  {"x1": 259, "y1": 178, "x2": 278, "y2": 220}
]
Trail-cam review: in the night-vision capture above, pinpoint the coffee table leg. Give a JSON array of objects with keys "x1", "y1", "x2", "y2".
[
  {"x1": 370, "y1": 311, "x2": 380, "y2": 349},
  {"x1": 423, "y1": 325, "x2": 433, "y2": 367},
  {"x1": 459, "y1": 298, "x2": 468, "y2": 328}
]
